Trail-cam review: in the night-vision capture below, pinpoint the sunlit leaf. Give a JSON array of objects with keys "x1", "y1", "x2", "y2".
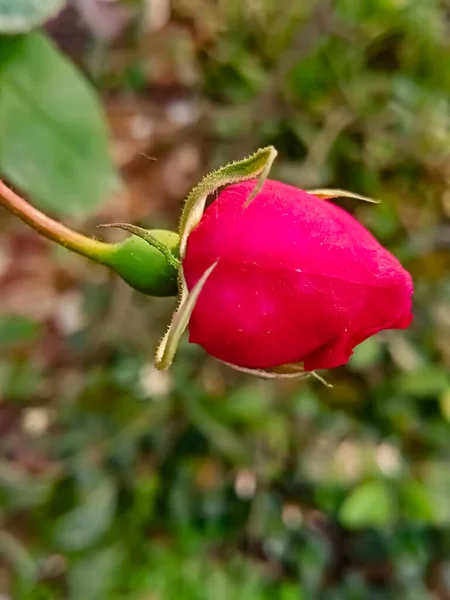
[
  {"x1": 0, "y1": 0, "x2": 65, "y2": 33},
  {"x1": 339, "y1": 481, "x2": 394, "y2": 528}
]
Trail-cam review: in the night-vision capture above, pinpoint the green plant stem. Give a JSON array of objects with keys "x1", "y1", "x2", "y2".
[{"x1": 0, "y1": 180, "x2": 111, "y2": 262}]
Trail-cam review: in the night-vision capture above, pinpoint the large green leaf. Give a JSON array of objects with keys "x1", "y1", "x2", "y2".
[
  {"x1": 0, "y1": 32, "x2": 119, "y2": 216},
  {"x1": 0, "y1": 0, "x2": 65, "y2": 33}
]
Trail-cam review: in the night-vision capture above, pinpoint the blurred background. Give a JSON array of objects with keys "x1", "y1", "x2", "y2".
[{"x1": 1, "y1": 0, "x2": 450, "y2": 598}]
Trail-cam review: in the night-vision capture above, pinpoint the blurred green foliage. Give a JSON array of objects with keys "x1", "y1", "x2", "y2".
[
  {"x1": 0, "y1": 31, "x2": 119, "y2": 215},
  {"x1": 1, "y1": 0, "x2": 450, "y2": 598}
]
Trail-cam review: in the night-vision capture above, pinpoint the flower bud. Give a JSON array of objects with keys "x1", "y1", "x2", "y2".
[{"x1": 182, "y1": 179, "x2": 413, "y2": 371}]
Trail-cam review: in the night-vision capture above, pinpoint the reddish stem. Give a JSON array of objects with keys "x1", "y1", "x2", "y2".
[{"x1": 0, "y1": 180, "x2": 111, "y2": 261}]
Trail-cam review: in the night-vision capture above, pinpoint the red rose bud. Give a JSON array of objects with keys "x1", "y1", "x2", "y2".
[{"x1": 183, "y1": 179, "x2": 413, "y2": 372}]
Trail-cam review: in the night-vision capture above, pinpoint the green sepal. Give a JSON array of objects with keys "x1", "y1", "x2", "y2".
[
  {"x1": 156, "y1": 261, "x2": 218, "y2": 369},
  {"x1": 220, "y1": 361, "x2": 309, "y2": 379},
  {"x1": 220, "y1": 361, "x2": 333, "y2": 386},
  {"x1": 178, "y1": 145, "x2": 277, "y2": 259},
  {"x1": 307, "y1": 188, "x2": 379, "y2": 204}
]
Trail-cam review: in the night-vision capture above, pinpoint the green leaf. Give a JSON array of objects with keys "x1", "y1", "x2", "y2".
[
  {"x1": 349, "y1": 337, "x2": 383, "y2": 369},
  {"x1": 0, "y1": 32, "x2": 119, "y2": 216},
  {"x1": 423, "y1": 462, "x2": 450, "y2": 524},
  {"x1": 0, "y1": 315, "x2": 42, "y2": 349},
  {"x1": 0, "y1": 531, "x2": 37, "y2": 582},
  {"x1": 439, "y1": 388, "x2": 450, "y2": 422},
  {"x1": 181, "y1": 389, "x2": 247, "y2": 462},
  {"x1": 68, "y1": 546, "x2": 123, "y2": 600},
  {"x1": 53, "y1": 477, "x2": 116, "y2": 551},
  {"x1": 0, "y1": 0, "x2": 65, "y2": 33},
  {"x1": 0, "y1": 460, "x2": 54, "y2": 508},
  {"x1": 0, "y1": 360, "x2": 43, "y2": 400},
  {"x1": 339, "y1": 480, "x2": 394, "y2": 528},
  {"x1": 399, "y1": 479, "x2": 437, "y2": 523},
  {"x1": 397, "y1": 366, "x2": 450, "y2": 397},
  {"x1": 223, "y1": 384, "x2": 270, "y2": 423}
]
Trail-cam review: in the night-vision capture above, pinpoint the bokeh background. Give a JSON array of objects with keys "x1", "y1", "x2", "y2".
[{"x1": 1, "y1": 1, "x2": 450, "y2": 598}]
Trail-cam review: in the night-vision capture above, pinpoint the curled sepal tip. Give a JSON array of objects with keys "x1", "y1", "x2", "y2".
[
  {"x1": 155, "y1": 261, "x2": 218, "y2": 370},
  {"x1": 178, "y1": 145, "x2": 278, "y2": 259},
  {"x1": 308, "y1": 188, "x2": 379, "y2": 204},
  {"x1": 243, "y1": 146, "x2": 277, "y2": 208}
]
